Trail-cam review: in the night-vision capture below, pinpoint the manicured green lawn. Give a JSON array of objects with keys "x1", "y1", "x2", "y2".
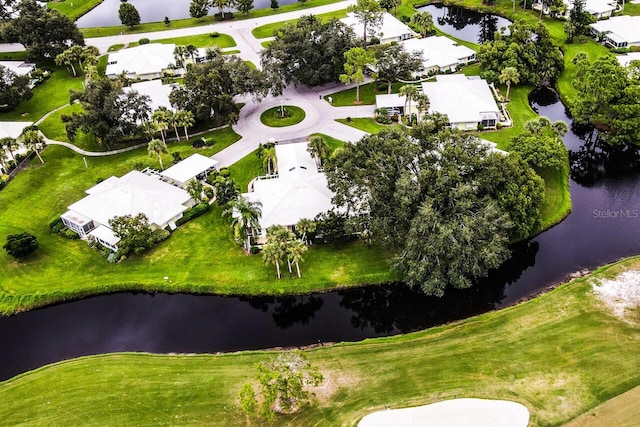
[
  {"x1": 336, "y1": 117, "x2": 402, "y2": 134},
  {"x1": 0, "y1": 51, "x2": 28, "y2": 61},
  {"x1": 0, "y1": 139, "x2": 395, "y2": 315},
  {"x1": 327, "y1": 81, "x2": 404, "y2": 106},
  {"x1": 251, "y1": 9, "x2": 348, "y2": 39},
  {"x1": 1, "y1": 255, "x2": 638, "y2": 425},
  {"x1": 81, "y1": 0, "x2": 343, "y2": 38},
  {"x1": 47, "y1": 0, "x2": 102, "y2": 21},
  {"x1": 149, "y1": 33, "x2": 237, "y2": 49},
  {"x1": 0, "y1": 66, "x2": 83, "y2": 122},
  {"x1": 259, "y1": 105, "x2": 306, "y2": 127}
]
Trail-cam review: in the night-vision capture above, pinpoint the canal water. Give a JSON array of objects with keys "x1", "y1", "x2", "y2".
[
  {"x1": 76, "y1": 0, "x2": 297, "y2": 27},
  {"x1": 2, "y1": 87, "x2": 639, "y2": 382}
]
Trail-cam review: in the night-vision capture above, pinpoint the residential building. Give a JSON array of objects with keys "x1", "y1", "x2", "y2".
[
  {"x1": 123, "y1": 80, "x2": 176, "y2": 112},
  {"x1": 106, "y1": 43, "x2": 177, "y2": 80},
  {"x1": 61, "y1": 170, "x2": 194, "y2": 250},
  {"x1": 160, "y1": 153, "x2": 218, "y2": 188},
  {"x1": 400, "y1": 36, "x2": 476, "y2": 74},
  {"x1": 0, "y1": 60, "x2": 35, "y2": 77},
  {"x1": 341, "y1": 12, "x2": 416, "y2": 44},
  {"x1": 616, "y1": 51, "x2": 640, "y2": 67},
  {"x1": 590, "y1": 15, "x2": 640, "y2": 48},
  {"x1": 533, "y1": 0, "x2": 617, "y2": 18},
  {"x1": 241, "y1": 142, "x2": 337, "y2": 240}
]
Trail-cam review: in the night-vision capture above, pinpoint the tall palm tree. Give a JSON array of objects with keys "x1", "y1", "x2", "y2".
[
  {"x1": 168, "y1": 110, "x2": 181, "y2": 141},
  {"x1": 262, "y1": 236, "x2": 285, "y2": 278},
  {"x1": 287, "y1": 238, "x2": 308, "y2": 278},
  {"x1": 307, "y1": 136, "x2": 329, "y2": 168},
  {"x1": 296, "y1": 218, "x2": 316, "y2": 244},
  {"x1": 262, "y1": 145, "x2": 277, "y2": 175},
  {"x1": 415, "y1": 94, "x2": 430, "y2": 124},
  {"x1": 499, "y1": 66, "x2": 520, "y2": 101},
  {"x1": 21, "y1": 130, "x2": 45, "y2": 164},
  {"x1": 0, "y1": 147, "x2": 9, "y2": 173},
  {"x1": 0, "y1": 137, "x2": 18, "y2": 162},
  {"x1": 175, "y1": 110, "x2": 195, "y2": 140},
  {"x1": 551, "y1": 120, "x2": 569, "y2": 140},
  {"x1": 55, "y1": 50, "x2": 77, "y2": 77},
  {"x1": 173, "y1": 45, "x2": 188, "y2": 68},
  {"x1": 151, "y1": 107, "x2": 172, "y2": 143},
  {"x1": 411, "y1": 11, "x2": 435, "y2": 37},
  {"x1": 399, "y1": 84, "x2": 419, "y2": 122},
  {"x1": 224, "y1": 197, "x2": 262, "y2": 251},
  {"x1": 148, "y1": 138, "x2": 168, "y2": 170},
  {"x1": 185, "y1": 44, "x2": 199, "y2": 63}
]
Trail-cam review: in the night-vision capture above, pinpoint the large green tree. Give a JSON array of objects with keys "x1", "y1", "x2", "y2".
[
  {"x1": 118, "y1": 2, "x2": 141, "y2": 29},
  {"x1": 0, "y1": 65, "x2": 32, "y2": 111},
  {"x1": 374, "y1": 43, "x2": 423, "y2": 94},
  {"x1": 1, "y1": 0, "x2": 84, "y2": 61},
  {"x1": 570, "y1": 55, "x2": 640, "y2": 145},
  {"x1": 510, "y1": 117, "x2": 569, "y2": 171},
  {"x1": 339, "y1": 47, "x2": 375, "y2": 103},
  {"x1": 261, "y1": 15, "x2": 356, "y2": 88},
  {"x1": 410, "y1": 11, "x2": 435, "y2": 38},
  {"x1": 189, "y1": 0, "x2": 209, "y2": 19},
  {"x1": 108, "y1": 213, "x2": 154, "y2": 256},
  {"x1": 347, "y1": 0, "x2": 384, "y2": 44},
  {"x1": 477, "y1": 19, "x2": 563, "y2": 87},
  {"x1": 3, "y1": 232, "x2": 38, "y2": 259},
  {"x1": 325, "y1": 123, "x2": 544, "y2": 295}
]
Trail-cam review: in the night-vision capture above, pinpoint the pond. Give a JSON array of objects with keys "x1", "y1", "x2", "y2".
[
  {"x1": 416, "y1": 3, "x2": 512, "y2": 44},
  {"x1": 2, "y1": 88, "x2": 640, "y2": 382},
  {"x1": 76, "y1": 0, "x2": 297, "y2": 28}
]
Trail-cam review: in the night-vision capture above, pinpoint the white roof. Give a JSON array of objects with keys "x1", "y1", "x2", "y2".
[
  {"x1": 106, "y1": 43, "x2": 176, "y2": 77},
  {"x1": 590, "y1": 15, "x2": 640, "y2": 45},
  {"x1": 616, "y1": 51, "x2": 640, "y2": 67},
  {"x1": 422, "y1": 75, "x2": 500, "y2": 124},
  {"x1": 160, "y1": 153, "x2": 218, "y2": 185},
  {"x1": 375, "y1": 93, "x2": 418, "y2": 109},
  {"x1": 564, "y1": 0, "x2": 616, "y2": 15},
  {"x1": 68, "y1": 170, "x2": 191, "y2": 229},
  {"x1": 0, "y1": 61, "x2": 35, "y2": 77},
  {"x1": 123, "y1": 80, "x2": 175, "y2": 111},
  {"x1": 0, "y1": 121, "x2": 33, "y2": 139},
  {"x1": 342, "y1": 12, "x2": 415, "y2": 42},
  {"x1": 400, "y1": 36, "x2": 475, "y2": 70},
  {"x1": 242, "y1": 142, "x2": 336, "y2": 231},
  {"x1": 61, "y1": 210, "x2": 93, "y2": 227},
  {"x1": 88, "y1": 225, "x2": 120, "y2": 246}
]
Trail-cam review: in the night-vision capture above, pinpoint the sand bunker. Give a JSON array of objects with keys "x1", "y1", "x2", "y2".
[
  {"x1": 592, "y1": 270, "x2": 640, "y2": 320},
  {"x1": 358, "y1": 398, "x2": 530, "y2": 427}
]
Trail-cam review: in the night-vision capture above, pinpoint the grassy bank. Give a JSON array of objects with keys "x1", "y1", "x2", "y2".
[
  {"x1": 47, "y1": 0, "x2": 103, "y2": 21},
  {"x1": 1, "y1": 255, "x2": 638, "y2": 425},
  {"x1": 81, "y1": 0, "x2": 343, "y2": 38},
  {"x1": 252, "y1": 9, "x2": 348, "y2": 38}
]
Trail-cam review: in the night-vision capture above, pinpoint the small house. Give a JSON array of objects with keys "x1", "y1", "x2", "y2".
[{"x1": 106, "y1": 43, "x2": 177, "y2": 80}]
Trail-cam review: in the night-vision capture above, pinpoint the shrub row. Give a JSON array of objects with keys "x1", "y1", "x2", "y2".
[{"x1": 175, "y1": 203, "x2": 210, "y2": 227}]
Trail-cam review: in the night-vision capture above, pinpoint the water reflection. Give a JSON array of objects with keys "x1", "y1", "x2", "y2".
[{"x1": 417, "y1": 4, "x2": 511, "y2": 44}]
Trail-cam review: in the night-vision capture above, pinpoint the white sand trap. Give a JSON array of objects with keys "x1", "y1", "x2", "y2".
[
  {"x1": 592, "y1": 270, "x2": 640, "y2": 320},
  {"x1": 358, "y1": 398, "x2": 530, "y2": 427}
]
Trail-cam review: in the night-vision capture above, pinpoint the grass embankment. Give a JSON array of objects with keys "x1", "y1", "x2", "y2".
[
  {"x1": 259, "y1": 105, "x2": 306, "y2": 127},
  {"x1": 47, "y1": 0, "x2": 103, "y2": 21},
  {"x1": 1, "y1": 256, "x2": 639, "y2": 425},
  {"x1": 125, "y1": 33, "x2": 237, "y2": 49},
  {"x1": 327, "y1": 81, "x2": 404, "y2": 106},
  {"x1": 81, "y1": 0, "x2": 343, "y2": 38},
  {"x1": 336, "y1": 117, "x2": 402, "y2": 134},
  {"x1": 251, "y1": 9, "x2": 348, "y2": 39},
  {"x1": 0, "y1": 139, "x2": 395, "y2": 315}
]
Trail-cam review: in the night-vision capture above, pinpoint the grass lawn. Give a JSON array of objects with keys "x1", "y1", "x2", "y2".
[
  {"x1": 259, "y1": 105, "x2": 306, "y2": 127},
  {"x1": 0, "y1": 51, "x2": 28, "y2": 61},
  {"x1": 251, "y1": 9, "x2": 348, "y2": 39},
  {"x1": 327, "y1": 81, "x2": 404, "y2": 106},
  {"x1": 0, "y1": 255, "x2": 638, "y2": 425},
  {"x1": 0, "y1": 138, "x2": 395, "y2": 315},
  {"x1": 336, "y1": 117, "x2": 402, "y2": 134},
  {"x1": 0, "y1": 66, "x2": 83, "y2": 122},
  {"x1": 564, "y1": 384, "x2": 640, "y2": 427},
  {"x1": 147, "y1": 33, "x2": 237, "y2": 49},
  {"x1": 47, "y1": 0, "x2": 102, "y2": 21},
  {"x1": 81, "y1": 0, "x2": 343, "y2": 38}
]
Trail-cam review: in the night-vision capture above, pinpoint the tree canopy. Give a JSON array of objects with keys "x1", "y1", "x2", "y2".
[
  {"x1": 1, "y1": 0, "x2": 84, "y2": 61},
  {"x1": 510, "y1": 117, "x2": 569, "y2": 170},
  {"x1": 109, "y1": 213, "x2": 154, "y2": 256},
  {"x1": 118, "y1": 2, "x2": 141, "y2": 29},
  {"x1": 0, "y1": 65, "x2": 32, "y2": 111},
  {"x1": 261, "y1": 15, "x2": 356, "y2": 88},
  {"x1": 325, "y1": 122, "x2": 544, "y2": 295},
  {"x1": 3, "y1": 232, "x2": 38, "y2": 259},
  {"x1": 374, "y1": 43, "x2": 423, "y2": 94},
  {"x1": 347, "y1": 0, "x2": 384, "y2": 43},
  {"x1": 477, "y1": 19, "x2": 563, "y2": 87},
  {"x1": 570, "y1": 55, "x2": 640, "y2": 145}
]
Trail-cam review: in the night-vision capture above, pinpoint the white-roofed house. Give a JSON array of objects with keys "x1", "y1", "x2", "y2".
[
  {"x1": 123, "y1": 80, "x2": 176, "y2": 112},
  {"x1": 342, "y1": 12, "x2": 416, "y2": 44},
  {"x1": 534, "y1": 0, "x2": 616, "y2": 18},
  {"x1": 61, "y1": 170, "x2": 194, "y2": 250},
  {"x1": 375, "y1": 92, "x2": 418, "y2": 116},
  {"x1": 0, "y1": 121, "x2": 33, "y2": 171},
  {"x1": 422, "y1": 74, "x2": 503, "y2": 130},
  {"x1": 590, "y1": 15, "x2": 640, "y2": 48},
  {"x1": 400, "y1": 36, "x2": 476, "y2": 74},
  {"x1": 106, "y1": 43, "x2": 177, "y2": 80},
  {"x1": 160, "y1": 153, "x2": 218, "y2": 188},
  {"x1": 0, "y1": 60, "x2": 36, "y2": 77},
  {"x1": 616, "y1": 51, "x2": 640, "y2": 67},
  {"x1": 241, "y1": 142, "x2": 338, "y2": 242}
]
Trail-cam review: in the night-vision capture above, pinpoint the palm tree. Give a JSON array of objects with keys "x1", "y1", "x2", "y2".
[
  {"x1": 186, "y1": 178, "x2": 204, "y2": 204},
  {"x1": 168, "y1": 110, "x2": 180, "y2": 141},
  {"x1": 499, "y1": 66, "x2": 520, "y2": 101},
  {"x1": 175, "y1": 110, "x2": 195, "y2": 140},
  {"x1": 415, "y1": 93, "x2": 430, "y2": 124},
  {"x1": 0, "y1": 137, "x2": 18, "y2": 162},
  {"x1": 148, "y1": 138, "x2": 168, "y2": 170},
  {"x1": 185, "y1": 44, "x2": 199, "y2": 63},
  {"x1": 21, "y1": 130, "x2": 45, "y2": 164},
  {"x1": 0, "y1": 147, "x2": 9, "y2": 173},
  {"x1": 224, "y1": 197, "x2": 262, "y2": 251},
  {"x1": 307, "y1": 135, "x2": 329, "y2": 168},
  {"x1": 212, "y1": 0, "x2": 230, "y2": 17},
  {"x1": 551, "y1": 120, "x2": 569, "y2": 140},
  {"x1": 262, "y1": 145, "x2": 277, "y2": 175},
  {"x1": 296, "y1": 218, "x2": 316, "y2": 244},
  {"x1": 411, "y1": 11, "x2": 435, "y2": 38},
  {"x1": 399, "y1": 84, "x2": 419, "y2": 122},
  {"x1": 151, "y1": 107, "x2": 172, "y2": 143},
  {"x1": 173, "y1": 45, "x2": 188, "y2": 68},
  {"x1": 55, "y1": 49, "x2": 77, "y2": 77},
  {"x1": 262, "y1": 235, "x2": 285, "y2": 278},
  {"x1": 288, "y1": 238, "x2": 308, "y2": 278}
]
